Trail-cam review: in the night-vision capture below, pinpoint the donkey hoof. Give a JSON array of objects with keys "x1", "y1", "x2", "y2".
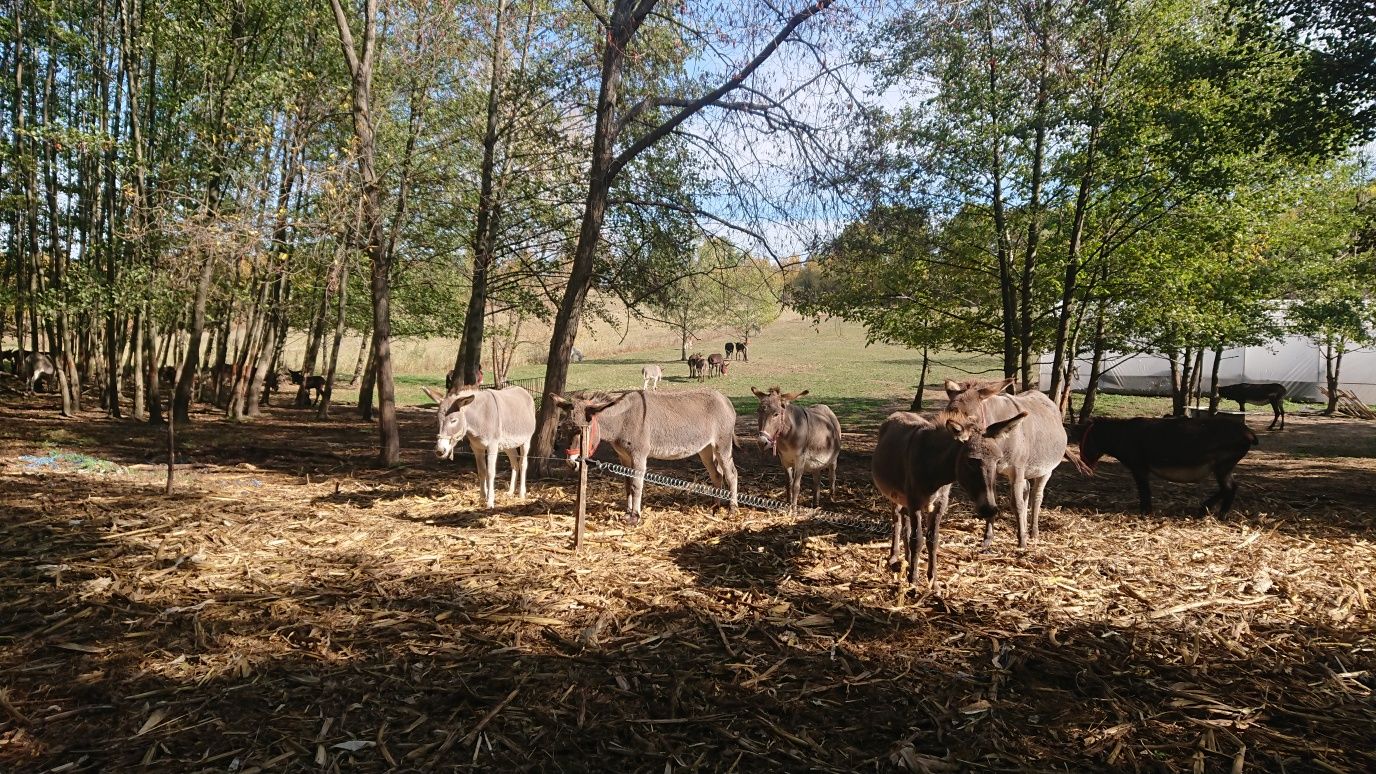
[
  {"x1": 623, "y1": 512, "x2": 642, "y2": 527},
  {"x1": 886, "y1": 557, "x2": 902, "y2": 573}
]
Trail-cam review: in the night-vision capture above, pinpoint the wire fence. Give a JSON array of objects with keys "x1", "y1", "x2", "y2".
[
  {"x1": 440, "y1": 446, "x2": 891, "y2": 537},
  {"x1": 586, "y1": 459, "x2": 891, "y2": 537}
]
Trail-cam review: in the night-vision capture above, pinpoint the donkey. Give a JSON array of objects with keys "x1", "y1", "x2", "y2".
[
  {"x1": 641, "y1": 364, "x2": 663, "y2": 390},
  {"x1": 687, "y1": 354, "x2": 705, "y2": 380},
  {"x1": 707, "y1": 353, "x2": 728, "y2": 378},
  {"x1": 736, "y1": 342, "x2": 748, "y2": 361},
  {"x1": 942, "y1": 378, "x2": 1069, "y2": 547},
  {"x1": 725, "y1": 342, "x2": 735, "y2": 360},
  {"x1": 872, "y1": 411, "x2": 956, "y2": 586},
  {"x1": 1217, "y1": 382, "x2": 1286, "y2": 430},
  {"x1": 1078, "y1": 417, "x2": 1258, "y2": 515},
  {"x1": 752, "y1": 387, "x2": 841, "y2": 513},
  {"x1": 553, "y1": 389, "x2": 739, "y2": 524},
  {"x1": 422, "y1": 385, "x2": 536, "y2": 509}
]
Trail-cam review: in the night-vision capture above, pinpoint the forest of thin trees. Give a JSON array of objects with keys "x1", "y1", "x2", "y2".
[{"x1": 2, "y1": 0, "x2": 1373, "y2": 462}]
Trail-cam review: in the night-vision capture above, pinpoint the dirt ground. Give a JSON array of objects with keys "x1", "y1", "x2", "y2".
[{"x1": 1, "y1": 392, "x2": 1373, "y2": 773}]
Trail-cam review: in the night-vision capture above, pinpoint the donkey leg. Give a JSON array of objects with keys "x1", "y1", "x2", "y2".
[
  {"x1": 888, "y1": 504, "x2": 905, "y2": 572},
  {"x1": 924, "y1": 497, "x2": 943, "y2": 587},
  {"x1": 788, "y1": 466, "x2": 802, "y2": 514},
  {"x1": 812, "y1": 470, "x2": 821, "y2": 508},
  {"x1": 1218, "y1": 471, "x2": 1239, "y2": 515},
  {"x1": 627, "y1": 462, "x2": 648, "y2": 525},
  {"x1": 1132, "y1": 469, "x2": 1154, "y2": 515},
  {"x1": 698, "y1": 447, "x2": 725, "y2": 488},
  {"x1": 504, "y1": 447, "x2": 520, "y2": 495},
  {"x1": 718, "y1": 445, "x2": 739, "y2": 515},
  {"x1": 1010, "y1": 475, "x2": 1030, "y2": 549},
  {"x1": 1028, "y1": 475, "x2": 1051, "y2": 541},
  {"x1": 516, "y1": 442, "x2": 529, "y2": 498},
  {"x1": 485, "y1": 446, "x2": 501, "y2": 509}
]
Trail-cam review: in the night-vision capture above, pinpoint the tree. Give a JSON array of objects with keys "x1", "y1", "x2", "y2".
[
  {"x1": 793, "y1": 204, "x2": 994, "y2": 408},
  {"x1": 1279, "y1": 163, "x2": 1376, "y2": 413},
  {"x1": 527, "y1": 0, "x2": 841, "y2": 471}
]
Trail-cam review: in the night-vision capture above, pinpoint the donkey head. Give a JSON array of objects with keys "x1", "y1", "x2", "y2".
[
  {"x1": 945, "y1": 411, "x2": 1027, "y2": 520},
  {"x1": 551, "y1": 392, "x2": 623, "y2": 467},
  {"x1": 422, "y1": 386, "x2": 479, "y2": 460},
  {"x1": 751, "y1": 386, "x2": 808, "y2": 454},
  {"x1": 943, "y1": 377, "x2": 1016, "y2": 421}
]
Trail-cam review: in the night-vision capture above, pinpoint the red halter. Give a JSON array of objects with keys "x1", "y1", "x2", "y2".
[
  {"x1": 565, "y1": 414, "x2": 601, "y2": 459},
  {"x1": 1078, "y1": 420, "x2": 1097, "y2": 472}
]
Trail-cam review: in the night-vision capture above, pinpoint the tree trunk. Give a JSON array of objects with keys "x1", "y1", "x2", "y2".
[
  {"x1": 1323, "y1": 337, "x2": 1345, "y2": 415},
  {"x1": 1078, "y1": 302, "x2": 1107, "y2": 424},
  {"x1": 454, "y1": 0, "x2": 510, "y2": 388},
  {"x1": 132, "y1": 311, "x2": 146, "y2": 421},
  {"x1": 317, "y1": 256, "x2": 350, "y2": 419},
  {"x1": 359, "y1": 340, "x2": 377, "y2": 421},
  {"x1": 331, "y1": 0, "x2": 400, "y2": 464},
  {"x1": 1207, "y1": 343, "x2": 1224, "y2": 414},
  {"x1": 349, "y1": 324, "x2": 370, "y2": 386},
  {"x1": 910, "y1": 345, "x2": 929, "y2": 411},
  {"x1": 295, "y1": 278, "x2": 331, "y2": 407}
]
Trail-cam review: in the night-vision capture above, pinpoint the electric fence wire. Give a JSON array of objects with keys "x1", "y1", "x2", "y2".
[
  {"x1": 438, "y1": 446, "x2": 892, "y2": 537},
  {"x1": 586, "y1": 459, "x2": 891, "y2": 537}
]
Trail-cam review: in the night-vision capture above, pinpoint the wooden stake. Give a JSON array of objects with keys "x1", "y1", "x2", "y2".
[
  {"x1": 574, "y1": 430, "x2": 589, "y2": 550},
  {"x1": 165, "y1": 393, "x2": 176, "y2": 496}
]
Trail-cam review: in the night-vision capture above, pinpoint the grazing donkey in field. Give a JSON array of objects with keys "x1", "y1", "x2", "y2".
[
  {"x1": 872, "y1": 411, "x2": 956, "y2": 586},
  {"x1": 641, "y1": 364, "x2": 662, "y2": 390},
  {"x1": 707, "y1": 353, "x2": 728, "y2": 377},
  {"x1": 752, "y1": 387, "x2": 841, "y2": 513},
  {"x1": 942, "y1": 378, "x2": 1069, "y2": 547},
  {"x1": 553, "y1": 389, "x2": 739, "y2": 524},
  {"x1": 735, "y1": 342, "x2": 748, "y2": 361},
  {"x1": 422, "y1": 385, "x2": 536, "y2": 509},
  {"x1": 687, "y1": 354, "x2": 705, "y2": 380},
  {"x1": 1217, "y1": 382, "x2": 1287, "y2": 430},
  {"x1": 1078, "y1": 417, "x2": 1258, "y2": 516}
]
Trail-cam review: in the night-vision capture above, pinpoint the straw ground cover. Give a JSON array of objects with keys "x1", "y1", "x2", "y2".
[{"x1": 1, "y1": 328, "x2": 1374, "y2": 772}]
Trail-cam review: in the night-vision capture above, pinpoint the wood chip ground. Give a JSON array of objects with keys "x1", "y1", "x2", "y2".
[{"x1": 1, "y1": 397, "x2": 1373, "y2": 772}]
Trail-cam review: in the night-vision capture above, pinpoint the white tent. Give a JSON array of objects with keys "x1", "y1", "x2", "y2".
[{"x1": 1040, "y1": 334, "x2": 1376, "y2": 404}]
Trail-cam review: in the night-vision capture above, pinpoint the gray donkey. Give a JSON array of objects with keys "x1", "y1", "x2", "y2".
[
  {"x1": 553, "y1": 389, "x2": 738, "y2": 524},
  {"x1": 942, "y1": 378, "x2": 1068, "y2": 547},
  {"x1": 422, "y1": 386, "x2": 536, "y2": 509},
  {"x1": 752, "y1": 387, "x2": 841, "y2": 513}
]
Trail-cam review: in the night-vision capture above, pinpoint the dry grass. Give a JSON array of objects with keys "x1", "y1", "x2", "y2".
[{"x1": 0, "y1": 392, "x2": 1373, "y2": 773}]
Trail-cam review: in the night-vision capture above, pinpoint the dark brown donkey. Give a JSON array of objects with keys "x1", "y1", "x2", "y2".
[
  {"x1": 1217, "y1": 382, "x2": 1286, "y2": 430},
  {"x1": 1078, "y1": 417, "x2": 1259, "y2": 515},
  {"x1": 872, "y1": 411, "x2": 955, "y2": 586}
]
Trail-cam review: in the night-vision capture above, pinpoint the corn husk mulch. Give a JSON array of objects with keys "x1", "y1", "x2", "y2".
[{"x1": 0, "y1": 397, "x2": 1373, "y2": 773}]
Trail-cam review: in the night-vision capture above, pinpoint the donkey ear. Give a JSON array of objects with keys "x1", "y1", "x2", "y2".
[
  {"x1": 945, "y1": 418, "x2": 971, "y2": 441},
  {"x1": 422, "y1": 386, "x2": 445, "y2": 405},
  {"x1": 782, "y1": 389, "x2": 809, "y2": 401},
  {"x1": 943, "y1": 379, "x2": 965, "y2": 398},
  {"x1": 446, "y1": 394, "x2": 478, "y2": 414},
  {"x1": 550, "y1": 394, "x2": 575, "y2": 411},
  {"x1": 984, "y1": 411, "x2": 1028, "y2": 439},
  {"x1": 751, "y1": 386, "x2": 767, "y2": 399},
  {"x1": 586, "y1": 393, "x2": 626, "y2": 415},
  {"x1": 980, "y1": 377, "x2": 1016, "y2": 397}
]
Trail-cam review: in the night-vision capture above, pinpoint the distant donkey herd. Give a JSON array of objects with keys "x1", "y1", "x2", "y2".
[{"x1": 413, "y1": 339, "x2": 1287, "y2": 586}]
